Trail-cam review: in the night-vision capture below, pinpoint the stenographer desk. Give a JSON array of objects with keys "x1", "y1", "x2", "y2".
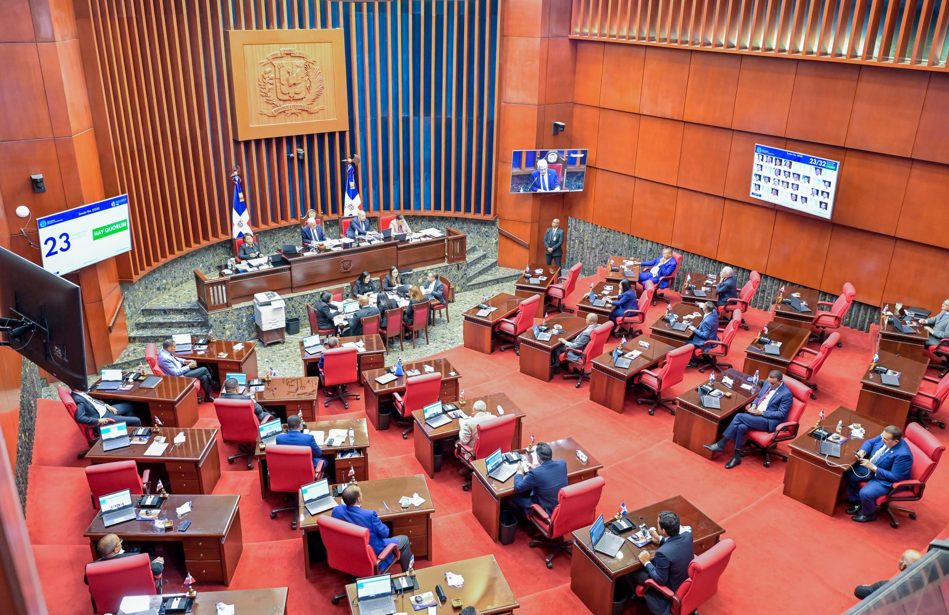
[
  {"x1": 86, "y1": 427, "x2": 221, "y2": 495},
  {"x1": 470, "y1": 437, "x2": 601, "y2": 541},
  {"x1": 856, "y1": 350, "x2": 928, "y2": 427},
  {"x1": 518, "y1": 315, "x2": 589, "y2": 382},
  {"x1": 300, "y1": 475, "x2": 434, "y2": 578},
  {"x1": 300, "y1": 335, "x2": 385, "y2": 382},
  {"x1": 90, "y1": 376, "x2": 200, "y2": 428},
  {"x1": 462, "y1": 293, "x2": 522, "y2": 354},
  {"x1": 117, "y1": 588, "x2": 288, "y2": 615},
  {"x1": 588, "y1": 336, "x2": 674, "y2": 413},
  {"x1": 362, "y1": 358, "x2": 461, "y2": 430},
  {"x1": 514, "y1": 264, "x2": 560, "y2": 317},
  {"x1": 175, "y1": 339, "x2": 258, "y2": 382},
  {"x1": 741, "y1": 322, "x2": 809, "y2": 377},
  {"x1": 673, "y1": 369, "x2": 759, "y2": 459}
]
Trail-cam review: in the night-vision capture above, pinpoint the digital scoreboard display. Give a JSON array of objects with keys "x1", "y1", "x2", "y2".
[
  {"x1": 750, "y1": 145, "x2": 840, "y2": 221},
  {"x1": 37, "y1": 194, "x2": 132, "y2": 276}
]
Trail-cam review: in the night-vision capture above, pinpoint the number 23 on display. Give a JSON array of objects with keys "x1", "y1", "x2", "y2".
[{"x1": 44, "y1": 233, "x2": 71, "y2": 257}]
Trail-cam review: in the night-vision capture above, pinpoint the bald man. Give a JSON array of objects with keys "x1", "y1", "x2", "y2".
[
  {"x1": 855, "y1": 549, "x2": 921, "y2": 599},
  {"x1": 346, "y1": 210, "x2": 371, "y2": 240}
]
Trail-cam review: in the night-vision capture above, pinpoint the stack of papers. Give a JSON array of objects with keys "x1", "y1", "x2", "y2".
[
  {"x1": 312, "y1": 431, "x2": 326, "y2": 445},
  {"x1": 176, "y1": 501, "x2": 193, "y2": 517},
  {"x1": 327, "y1": 429, "x2": 349, "y2": 443},
  {"x1": 173, "y1": 432, "x2": 186, "y2": 445},
  {"x1": 144, "y1": 442, "x2": 168, "y2": 457},
  {"x1": 445, "y1": 572, "x2": 465, "y2": 588},
  {"x1": 233, "y1": 343, "x2": 244, "y2": 352}
]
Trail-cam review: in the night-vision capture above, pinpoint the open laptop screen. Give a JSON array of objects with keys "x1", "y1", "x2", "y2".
[
  {"x1": 301, "y1": 478, "x2": 330, "y2": 502},
  {"x1": 302, "y1": 335, "x2": 321, "y2": 348},
  {"x1": 590, "y1": 514, "x2": 606, "y2": 545},
  {"x1": 100, "y1": 423, "x2": 125, "y2": 441},
  {"x1": 343, "y1": 301, "x2": 360, "y2": 314},
  {"x1": 101, "y1": 369, "x2": 123, "y2": 382},
  {"x1": 226, "y1": 372, "x2": 248, "y2": 386},
  {"x1": 356, "y1": 574, "x2": 392, "y2": 600},
  {"x1": 100, "y1": 489, "x2": 132, "y2": 512},
  {"x1": 173, "y1": 333, "x2": 192, "y2": 347},
  {"x1": 422, "y1": 401, "x2": 442, "y2": 420},
  {"x1": 485, "y1": 448, "x2": 503, "y2": 474},
  {"x1": 258, "y1": 421, "x2": 282, "y2": 440}
]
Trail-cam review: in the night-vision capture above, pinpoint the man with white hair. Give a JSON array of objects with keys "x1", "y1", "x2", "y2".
[
  {"x1": 457, "y1": 400, "x2": 496, "y2": 458},
  {"x1": 301, "y1": 217, "x2": 326, "y2": 246},
  {"x1": 530, "y1": 158, "x2": 560, "y2": 193},
  {"x1": 345, "y1": 209, "x2": 371, "y2": 240},
  {"x1": 716, "y1": 266, "x2": 738, "y2": 307}
]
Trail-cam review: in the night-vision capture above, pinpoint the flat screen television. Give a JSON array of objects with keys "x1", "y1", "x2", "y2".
[
  {"x1": 510, "y1": 149, "x2": 588, "y2": 193},
  {"x1": 750, "y1": 145, "x2": 840, "y2": 220},
  {"x1": 37, "y1": 194, "x2": 132, "y2": 276}
]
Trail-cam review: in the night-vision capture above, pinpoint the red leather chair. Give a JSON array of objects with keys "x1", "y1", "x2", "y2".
[
  {"x1": 548, "y1": 163, "x2": 563, "y2": 183},
  {"x1": 810, "y1": 282, "x2": 855, "y2": 346},
  {"x1": 653, "y1": 251, "x2": 682, "y2": 306},
  {"x1": 320, "y1": 347, "x2": 361, "y2": 409},
  {"x1": 86, "y1": 460, "x2": 151, "y2": 509},
  {"x1": 393, "y1": 373, "x2": 442, "y2": 439},
  {"x1": 742, "y1": 378, "x2": 809, "y2": 467},
  {"x1": 527, "y1": 476, "x2": 604, "y2": 568},
  {"x1": 406, "y1": 301, "x2": 432, "y2": 348},
  {"x1": 340, "y1": 217, "x2": 353, "y2": 238},
  {"x1": 86, "y1": 553, "x2": 157, "y2": 614},
  {"x1": 635, "y1": 538, "x2": 736, "y2": 615},
  {"x1": 456, "y1": 414, "x2": 518, "y2": 491},
  {"x1": 925, "y1": 338, "x2": 949, "y2": 378},
  {"x1": 361, "y1": 313, "x2": 381, "y2": 336},
  {"x1": 266, "y1": 444, "x2": 323, "y2": 530},
  {"x1": 306, "y1": 302, "x2": 336, "y2": 336},
  {"x1": 213, "y1": 397, "x2": 261, "y2": 469},
  {"x1": 634, "y1": 344, "x2": 692, "y2": 415},
  {"x1": 321, "y1": 514, "x2": 401, "y2": 605},
  {"x1": 59, "y1": 385, "x2": 97, "y2": 459},
  {"x1": 495, "y1": 294, "x2": 540, "y2": 353},
  {"x1": 869, "y1": 423, "x2": 945, "y2": 528},
  {"x1": 613, "y1": 282, "x2": 655, "y2": 338},
  {"x1": 431, "y1": 275, "x2": 454, "y2": 324},
  {"x1": 144, "y1": 343, "x2": 201, "y2": 396},
  {"x1": 547, "y1": 262, "x2": 582, "y2": 314},
  {"x1": 696, "y1": 310, "x2": 742, "y2": 374},
  {"x1": 561, "y1": 322, "x2": 612, "y2": 388},
  {"x1": 719, "y1": 271, "x2": 759, "y2": 330},
  {"x1": 234, "y1": 236, "x2": 259, "y2": 263},
  {"x1": 380, "y1": 306, "x2": 405, "y2": 352},
  {"x1": 785, "y1": 332, "x2": 840, "y2": 399},
  {"x1": 909, "y1": 372, "x2": 949, "y2": 430},
  {"x1": 379, "y1": 214, "x2": 397, "y2": 231}
]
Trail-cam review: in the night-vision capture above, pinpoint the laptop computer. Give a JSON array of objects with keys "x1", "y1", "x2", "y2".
[
  {"x1": 99, "y1": 489, "x2": 136, "y2": 527},
  {"x1": 172, "y1": 333, "x2": 193, "y2": 352},
  {"x1": 764, "y1": 344, "x2": 781, "y2": 356},
  {"x1": 302, "y1": 478, "x2": 337, "y2": 516},
  {"x1": 226, "y1": 372, "x2": 248, "y2": 394},
  {"x1": 671, "y1": 322, "x2": 689, "y2": 332},
  {"x1": 613, "y1": 355, "x2": 631, "y2": 369},
  {"x1": 342, "y1": 301, "x2": 361, "y2": 314},
  {"x1": 282, "y1": 244, "x2": 300, "y2": 254},
  {"x1": 394, "y1": 233, "x2": 407, "y2": 242},
  {"x1": 97, "y1": 369, "x2": 125, "y2": 391},
  {"x1": 881, "y1": 373, "x2": 901, "y2": 387},
  {"x1": 533, "y1": 324, "x2": 552, "y2": 341},
  {"x1": 590, "y1": 514, "x2": 625, "y2": 558},
  {"x1": 355, "y1": 574, "x2": 396, "y2": 615},
  {"x1": 691, "y1": 287, "x2": 707, "y2": 298},
  {"x1": 258, "y1": 420, "x2": 282, "y2": 446},
  {"x1": 100, "y1": 422, "x2": 131, "y2": 452},
  {"x1": 903, "y1": 306, "x2": 931, "y2": 320},
  {"x1": 381, "y1": 228, "x2": 392, "y2": 238},
  {"x1": 422, "y1": 401, "x2": 452, "y2": 429},
  {"x1": 819, "y1": 438, "x2": 842, "y2": 458},
  {"x1": 139, "y1": 376, "x2": 162, "y2": 389},
  {"x1": 888, "y1": 317, "x2": 917, "y2": 335},
  {"x1": 700, "y1": 395, "x2": 721, "y2": 409},
  {"x1": 592, "y1": 298, "x2": 607, "y2": 307},
  {"x1": 787, "y1": 297, "x2": 811, "y2": 312},
  {"x1": 485, "y1": 448, "x2": 518, "y2": 483}
]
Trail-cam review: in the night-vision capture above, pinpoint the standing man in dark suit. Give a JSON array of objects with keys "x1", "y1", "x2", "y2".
[
  {"x1": 845, "y1": 425, "x2": 914, "y2": 523},
  {"x1": 345, "y1": 210, "x2": 371, "y2": 240},
  {"x1": 332, "y1": 485, "x2": 413, "y2": 571},
  {"x1": 544, "y1": 218, "x2": 564, "y2": 267},
  {"x1": 220, "y1": 378, "x2": 273, "y2": 423},
  {"x1": 301, "y1": 218, "x2": 326, "y2": 247},
  {"x1": 715, "y1": 267, "x2": 738, "y2": 308},
  {"x1": 704, "y1": 370, "x2": 793, "y2": 468},
  {"x1": 275, "y1": 414, "x2": 323, "y2": 468},
  {"x1": 71, "y1": 390, "x2": 141, "y2": 433},
  {"x1": 854, "y1": 549, "x2": 921, "y2": 599},
  {"x1": 343, "y1": 296, "x2": 381, "y2": 336},
  {"x1": 512, "y1": 441, "x2": 568, "y2": 517},
  {"x1": 631, "y1": 511, "x2": 695, "y2": 615},
  {"x1": 551, "y1": 313, "x2": 598, "y2": 370}
]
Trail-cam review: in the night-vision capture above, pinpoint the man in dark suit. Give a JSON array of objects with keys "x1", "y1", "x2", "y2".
[
  {"x1": 301, "y1": 218, "x2": 327, "y2": 247},
  {"x1": 220, "y1": 378, "x2": 273, "y2": 423},
  {"x1": 704, "y1": 370, "x2": 793, "y2": 468},
  {"x1": 921, "y1": 299, "x2": 949, "y2": 348},
  {"x1": 715, "y1": 267, "x2": 738, "y2": 307},
  {"x1": 84, "y1": 533, "x2": 163, "y2": 587},
  {"x1": 344, "y1": 296, "x2": 380, "y2": 336},
  {"x1": 855, "y1": 549, "x2": 921, "y2": 599},
  {"x1": 71, "y1": 390, "x2": 141, "y2": 434},
  {"x1": 845, "y1": 425, "x2": 915, "y2": 522},
  {"x1": 686, "y1": 302, "x2": 719, "y2": 367},
  {"x1": 420, "y1": 271, "x2": 445, "y2": 305},
  {"x1": 630, "y1": 511, "x2": 695, "y2": 615},
  {"x1": 638, "y1": 248, "x2": 677, "y2": 289},
  {"x1": 552, "y1": 313, "x2": 598, "y2": 369},
  {"x1": 332, "y1": 485, "x2": 413, "y2": 571},
  {"x1": 275, "y1": 414, "x2": 323, "y2": 468},
  {"x1": 512, "y1": 441, "x2": 568, "y2": 517},
  {"x1": 544, "y1": 218, "x2": 564, "y2": 266},
  {"x1": 530, "y1": 159, "x2": 560, "y2": 193},
  {"x1": 345, "y1": 210, "x2": 371, "y2": 240}
]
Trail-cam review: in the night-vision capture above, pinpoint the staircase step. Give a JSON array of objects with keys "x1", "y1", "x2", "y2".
[
  {"x1": 466, "y1": 249, "x2": 488, "y2": 268},
  {"x1": 133, "y1": 316, "x2": 209, "y2": 330},
  {"x1": 466, "y1": 257, "x2": 500, "y2": 283},
  {"x1": 465, "y1": 268, "x2": 524, "y2": 291},
  {"x1": 139, "y1": 303, "x2": 204, "y2": 318},
  {"x1": 128, "y1": 328, "x2": 201, "y2": 344}
]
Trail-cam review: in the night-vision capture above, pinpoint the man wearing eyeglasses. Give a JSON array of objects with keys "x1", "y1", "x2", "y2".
[{"x1": 845, "y1": 425, "x2": 914, "y2": 523}]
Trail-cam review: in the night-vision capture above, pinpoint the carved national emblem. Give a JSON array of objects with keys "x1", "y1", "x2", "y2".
[
  {"x1": 258, "y1": 48, "x2": 325, "y2": 117},
  {"x1": 340, "y1": 259, "x2": 354, "y2": 274}
]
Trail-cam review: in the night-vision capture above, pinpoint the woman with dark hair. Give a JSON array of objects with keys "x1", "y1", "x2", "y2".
[
  {"x1": 608, "y1": 278, "x2": 639, "y2": 325},
  {"x1": 402, "y1": 286, "x2": 426, "y2": 326},
  {"x1": 383, "y1": 266, "x2": 403, "y2": 292},
  {"x1": 376, "y1": 293, "x2": 394, "y2": 330},
  {"x1": 314, "y1": 290, "x2": 340, "y2": 331},
  {"x1": 353, "y1": 271, "x2": 376, "y2": 296}
]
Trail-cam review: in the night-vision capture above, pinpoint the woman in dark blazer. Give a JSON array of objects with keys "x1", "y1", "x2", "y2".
[
  {"x1": 314, "y1": 291, "x2": 340, "y2": 331},
  {"x1": 402, "y1": 286, "x2": 426, "y2": 326},
  {"x1": 383, "y1": 266, "x2": 404, "y2": 292},
  {"x1": 353, "y1": 271, "x2": 377, "y2": 297},
  {"x1": 377, "y1": 293, "x2": 395, "y2": 330},
  {"x1": 608, "y1": 279, "x2": 639, "y2": 325}
]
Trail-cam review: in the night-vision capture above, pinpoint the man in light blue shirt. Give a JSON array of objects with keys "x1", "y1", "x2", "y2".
[{"x1": 158, "y1": 338, "x2": 216, "y2": 402}]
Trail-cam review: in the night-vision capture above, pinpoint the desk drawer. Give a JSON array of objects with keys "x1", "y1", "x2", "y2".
[
  {"x1": 152, "y1": 409, "x2": 178, "y2": 427},
  {"x1": 169, "y1": 478, "x2": 200, "y2": 494},
  {"x1": 165, "y1": 461, "x2": 199, "y2": 475},
  {"x1": 183, "y1": 537, "x2": 219, "y2": 550},
  {"x1": 360, "y1": 355, "x2": 384, "y2": 372},
  {"x1": 184, "y1": 547, "x2": 222, "y2": 561},
  {"x1": 439, "y1": 382, "x2": 456, "y2": 399},
  {"x1": 168, "y1": 467, "x2": 199, "y2": 480},
  {"x1": 186, "y1": 559, "x2": 223, "y2": 582},
  {"x1": 391, "y1": 519, "x2": 427, "y2": 537},
  {"x1": 408, "y1": 535, "x2": 428, "y2": 558}
]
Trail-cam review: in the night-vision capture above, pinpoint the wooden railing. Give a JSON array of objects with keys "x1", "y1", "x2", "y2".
[
  {"x1": 108, "y1": 293, "x2": 127, "y2": 333},
  {"x1": 194, "y1": 270, "x2": 230, "y2": 312},
  {"x1": 498, "y1": 227, "x2": 529, "y2": 248},
  {"x1": 446, "y1": 228, "x2": 468, "y2": 264}
]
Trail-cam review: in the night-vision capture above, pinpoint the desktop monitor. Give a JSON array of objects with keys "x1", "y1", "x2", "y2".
[{"x1": 510, "y1": 149, "x2": 588, "y2": 193}]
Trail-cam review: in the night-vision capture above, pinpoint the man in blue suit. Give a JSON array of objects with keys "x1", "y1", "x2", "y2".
[
  {"x1": 686, "y1": 302, "x2": 719, "y2": 367},
  {"x1": 638, "y1": 248, "x2": 677, "y2": 289},
  {"x1": 530, "y1": 159, "x2": 560, "y2": 192},
  {"x1": 631, "y1": 511, "x2": 695, "y2": 615},
  {"x1": 331, "y1": 485, "x2": 413, "y2": 570},
  {"x1": 301, "y1": 218, "x2": 326, "y2": 247},
  {"x1": 275, "y1": 414, "x2": 323, "y2": 468},
  {"x1": 512, "y1": 442, "x2": 568, "y2": 517},
  {"x1": 715, "y1": 267, "x2": 738, "y2": 308},
  {"x1": 704, "y1": 370, "x2": 793, "y2": 469},
  {"x1": 845, "y1": 425, "x2": 914, "y2": 523},
  {"x1": 345, "y1": 210, "x2": 371, "y2": 240}
]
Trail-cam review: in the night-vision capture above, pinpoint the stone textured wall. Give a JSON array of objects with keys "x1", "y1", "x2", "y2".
[
  {"x1": 16, "y1": 359, "x2": 40, "y2": 511},
  {"x1": 565, "y1": 217, "x2": 880, "y2": 332}
]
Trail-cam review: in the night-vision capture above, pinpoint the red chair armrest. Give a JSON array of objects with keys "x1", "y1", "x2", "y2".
[
  {"x1": 886, "y1": 479, "x2": 924, "y2": 502},
  {"x1": 376, "y1": 543, "x2": 399, "y2": 571},
  {"x1": 527, "y1": 504, "x2": 550, "y2": 525},
  {"x1": 915, "y1": 391, "x2": 941, "y2": 405},
  {"x1": 557, "y1": 276, "x2": 567, "y2": 283},
  {"x1": 642, "y1": 578, "x2": 676, "y2": 599},
  {"x1": 816, "y1": 301, "x2": 834, "y2": 310},
  {"x1": 141, "y1": 469, "x2": 151, "y2": 492},
  {"x1": 788, "y1": 359, "x2": 812, "y2": 377},
  {"x1": 638, "y1": 369, "x2": 663, "y2": 390},
  {"x1": 456, "y1": 441, "x2": 474, "y2": 456},
  {"x1": 798, "y1": 347, "x2": 819, "y2": 357},
  {"x1": 772, "y1": 421, "x2": 799, "y2": 442},
  {"x1": 922, "y1": 375, "x2": 942, "y2": 384},
  {"x1": 622, "y1": 308, "x2": 644, "y2": 320},
  {"x1": 314, "y1": 459, "x2": 326, "y2": 479},
  {"x1": 702, "y1": 340, "x2": 728, "y2": 352},
  {"x1": 725, "y1": 298, "x2": 748, "y2": 310}
]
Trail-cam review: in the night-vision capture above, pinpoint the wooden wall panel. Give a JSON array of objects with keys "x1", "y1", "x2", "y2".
[
  {"x1": 503, "y1": 0, "x2": 548, "y2": 38},
  {"x1": 833, "y1": 150, "x2": 911, "y2": 236},
  {"x1": 0, "y1": 139, "x2": 67, "y2": 223},
  {"x1": 572, "y1": 104, "x2": 600, "y2": 166},
  {"x1": 630, "y1": 179, "x2": 676, "y2": 246},
  {"x1": 592, "y1": 170, "x2": 634, "y2": 233},
  {"x1": 766, "y1": 210, "x2": 833, "y2": 289},
  {"x1": 498, "y1": 103, "x2": 543, "y2": 164},
  {"x1": 542, "y1": 103, "x2": 574, "y2": 149},
  {"x1": 0, "y1": 44, "x2": 53, "y2": 141},
  {"x1": 896, "y1": 161, "x2": 949, "y2": 251},
  {"x1": 565, "y1": 167, "x2": 596, "y2": 222},
  {"x1": 716, "y1": 199, "x2": 776, "y2": 274},
  {"x1": 547, "y1": 0, "x2": 572, "y2": 37},
  {"x1": 596, "y1": 110, "x2": 640, "y2": 176},
  {"x1": 0, "y1": 0, "x2": 35, "y2": 43},
  {"x1": 731, "y1": 56, "x2": 797, "y2": 137},
  {"x1": 573, "y1": 41, "x2": 604, "y2": 106},
  {"x1": 784, "y1": 61, "x2": 859, "y2": 147},
  {"x1": 639, "y1": 47, "x2": 691, "y2": 120},
  {"x1": 676, "y1": 124, "x2": 732, "y2": 196},
  {"x1": 37, "y1": 39, "x2": 94, "y2": 138},
  {"x1": 634, "y1": 116, "x2": 683, "y2": 186},
  {"x1": 882, "y1": 240, "x2": 949, "y2": 312},
  {"x1": 671, "y1": 189, "x2": 725, "y2": 259},
  {"x1": 598, "y1": 43, "x2": 644, "y2": 113},
  {"x1": 722, "y1": 131, "x2": 785, "y2": 206},
  {"x1": 912, "y1": 74, "x2": 949, "y2": 165},
  {"x1": 683, "y1": 52, "x2": 741, "y2": 128},
  {"x1": 820, "y1": 226, "x2": 896, "y2": 306},
  {"x1": 845, "y1": 67, "x2": 929, "y2": 158},
  {"x1": 500, "y1": 36, "x2": 549, "y2": 105},
  {"x1": 545, "y1": 37, "x2": 577, "y2": 104}
]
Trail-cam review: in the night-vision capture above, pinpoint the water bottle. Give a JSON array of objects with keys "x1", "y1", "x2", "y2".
[
  {"x1": 753, "y1": 370, "x2": 759, "y2": 386},
  {"x1": 348, "y1": 427, "x2": 355, "y2": 445}
]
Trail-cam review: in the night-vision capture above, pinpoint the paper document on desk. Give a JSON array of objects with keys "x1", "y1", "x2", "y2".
[
  {"x1": 216, "y1": 604, "x2": 235, "y2": 615},
  {"x1": 328, "y1": 429, "x2": 349, "y2": 443},
  {"x1": 233, "y1": 343, "x2": 244, "y2": 352},
  {"x1": 445, "y1": 572, "x2": 464, "y2": 588},
  {"x1": 176, "y1": 501, "x2": 192, "y2": 517},
  {"x1": 313, "y1": 431, "x2": 326, "y2": 446},
  {"x1": 423, "y1": 364, "x2": 435, "y2": 373},
  {"x1": 407, "y1": 492, "x2": 426, "y2": 507},
  {"x1": 144, "y1": 442, "x2": 168, "y2": 457},
  {"x1": 174, "y1": 432, "x2": 186, "y2": 445},
  {"x1": 119, "y1": 596, "x2": 151, "y2": 613},
  {"x1": 342, "y1": 342, "x2": 359, "y2": 349},
  {"x1": 375, "y1": 373, "x2": 397, "y2": 385}
]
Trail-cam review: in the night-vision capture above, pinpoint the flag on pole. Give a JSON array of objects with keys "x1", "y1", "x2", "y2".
[
  {"x1": 620, "y1": 501, "x2": 628, "y2": 517},
  {"x1": 231, "y1": 174, "x2": 251, "y2": 239},
  {"x1": 343, "y1": 163, "x2": 362, "y2": 217},
  {"x1": 184, "y1": 573, "x2": 196, "y2": 586}
]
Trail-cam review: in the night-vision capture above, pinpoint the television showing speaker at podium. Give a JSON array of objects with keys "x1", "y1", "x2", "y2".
[{"x1": 510, "y1": 149, "x2": 588, "y2": 193}]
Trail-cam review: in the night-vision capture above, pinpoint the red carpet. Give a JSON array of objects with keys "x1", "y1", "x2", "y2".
[{"x1": 27, "y1": 274, "x2": 949, "y2": 615}]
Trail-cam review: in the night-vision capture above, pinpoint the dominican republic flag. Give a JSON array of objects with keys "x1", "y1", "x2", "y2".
[
  {"x1": 343, "y1": 163, "x2": 362, "y2": 217},
  {"x1": 231, "y1": 174, "x2": 251, "y2": 239}
]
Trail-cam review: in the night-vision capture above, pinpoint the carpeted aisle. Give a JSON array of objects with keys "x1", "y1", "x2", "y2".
[{"x1": 26, "y1": 273, "x2": 949, "y2": 615}]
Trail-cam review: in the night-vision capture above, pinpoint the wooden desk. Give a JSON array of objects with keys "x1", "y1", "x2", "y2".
[
  {"x1": 300, "y1": 336, "x2": 385, "y2": 382},
  {"x1": 783, "y1": 406, "x2": 888, "y2": 515},
  {"x1": 86, "y1": 427, "x2": 221, "y2": 495},
  {"x1": 649, "y1": 303, "x2": 706, "y2": 349},
  {"x1": 300, "y1": 475, "x2": 434, "y2": 578},
  {"x1": 255, "y1": 418, "x2": 370, "y2": 496},
  {"x1": 176, "y1": 339, "x2": 258, "y2": 382},
  {"x1": 412, "y1": 393, "x2": 525, "y2": 478},
  {"x1": 772, "y1": 286, "x2": 819, "y2": 327},
  {"x1": 673, "y1": 369, "x2": 760, "y2": 458},
  {"x1": 116, "y1": 587, "x2": 289, "y2": 615},
  {"x1": 514, "y1": 263, "x2": 560, "y2": 317},
  {"x1": 604, "y1": 255, "x2": 640, "y2": 286},
  {"x1": 248, "y1": 377, "x2": 320, "y2": 421},
  {"x1": 470, "y1": 437, "x2": 601, "y2": 541},
  {"x1": 680, "y1": 271, "x2": 720, "y2": 306},
  {"x1": 462, "y1": 293, "x2": 522, "y2": 354},
  {"x1": 879, "y1": 306, "x2": 930, "y2": 355},
  {"x1": 84, "y1": 495, "x2": 243, "y2": 585},
  {"x1": 362, "y1": 358, "x2": 461, "y2": 431},
  {"x1": 857, "y1": 350, "x2": 928, "y2": 427},
  {"x1": 570, "y1": 496, "x2": 724, "y2": 615},
  {"x1": 589, "y1": 336, "x2": 674, "y2": 413},
  {"x1": 518, "y1": 315, "x2": 588, "y2": 382},
  {"x1": 741, "y1": 322, "x2": 810, "y2": 377},
  {"x1": 576, "y1": 281, "x2": 618, "y2": 324},
  {"x1": 90, "y1": 376, "x2": 200, "y2": 428},
  {"x1": 117, "y1": 588, "x2": 288, "y2": 615},
  {"x1": 344, "y1": 555, "x2": 518, "y2": 615}
]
